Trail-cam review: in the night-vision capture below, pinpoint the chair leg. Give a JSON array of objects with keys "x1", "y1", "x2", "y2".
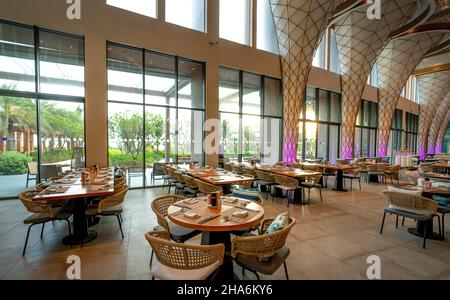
[
  {"x1": 359, "y1": 179, "x2": 361, "y2": 190},
  {"x1": 283, "y1": 261, "x2": 289, "y2": 280},
  {"x1": 402, "y1": 217, "x2": 405, "y2": 227},
  {"x1": 436, "y1": 215, "x2": 442, "y2": 240},
  {"x1": 319, "y1": 188, "x2": 323, "y2": 203},
  {"x1": 350, "y1": 179, "x2": 353, "y2": 191},
  {"x1": 65, "y1": 219, "x2": 73, "y2": 249},
  {"x1": 116, "y1": 214, "x2": 124, "y2": 239},
  {"x1": 442, "y1": 213, "x2": 446, "y2": 240},
  {"x1": 26, "y1": 173, "x2": 29, "y2": 188},
  {"x1": 254, "y1": 271, "x2": 260, "y2": 280},
  {"x1": 23, "y1": 223, "x2": 36, "y2": 256},
  {"x1": 150, "y1": 250, "x2": 154, "y2": 266},
  {"x1": 380, "y1": 211, "x2": 387, "y2": 235},
  {"x1": 423, "y1": 221, "x2": 428, "y2": 249},
  {"x1": 396, "y1": 215, "x2": 399, "y2": 229},
  {"x1": 40, "y1": 222, "x2": 45, "y2": 239},
  {"x1": 242, "y1": 267, "x2": 245, "y2": 278}
]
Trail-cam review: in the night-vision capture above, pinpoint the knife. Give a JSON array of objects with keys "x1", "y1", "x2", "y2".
[
  {"x1": 197, "y1": 214, "x2": 221, "y2": 224},
  {"x1": 235, "y1": 206, "x2": 260, "y2": 213}
]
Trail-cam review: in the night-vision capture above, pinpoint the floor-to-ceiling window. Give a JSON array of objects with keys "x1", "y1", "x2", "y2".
[
  {"x1": 298, "y1": 87, "x2": 341, "y2": 162},
  {"x1": 0, "y1": 20, "x2": 85, "y2": 198},
  {"x1": 354, "y1": 100, "x2": 378, "y2": 157},
  {"x1": 219, "y1": 67, "x2": 282, "y2": 165},
  {"x1": 387, "y1": 109, "x2": 403, "y2": 160},
  {"x1": 165, "y1": 0, "x2": 206, "y2": 32},
  {"x1": 219, "y1": 0, "x2": 251, "y2": 45},
  {"x1": 107, "y1": 42, "x2": 205, "y2": 188},
  {"x1": 405, "y1": 112, "x2": 419, "y2": 154}
]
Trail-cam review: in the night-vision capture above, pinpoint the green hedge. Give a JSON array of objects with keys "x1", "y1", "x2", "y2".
[
  {"x1": 32, "y1": 149, "x2": 74, "y2": 163},
  {"x1": 0, "y1": 152, "x2": 32, "y2": 175}
]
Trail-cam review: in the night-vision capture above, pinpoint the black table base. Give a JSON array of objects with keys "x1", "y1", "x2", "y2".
[
  {"x1": 333, "y1": 170, "x2": 347, "y2": 192},
  {"x1": 408, "y1": 219, "x2": 441, "y2": 241},
  {"x1": 201, "y1": 231, "x2": 236, "y2": 280},
  {"x1": 63, "y1": 197, "x2": 97, "y2": 245},
  {"x1": 271, "y1": 186, "x2": 304, "y2": 205},
  {"x1": 368, "y1": 174, "x2": 380, "y2": 183}
]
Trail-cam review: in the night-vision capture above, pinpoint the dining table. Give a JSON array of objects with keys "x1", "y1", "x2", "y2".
[
  {"x1": 168, "y1": 196, "x2": 265, "y2": 280},
  {"x1": 32, "y1": 167, "x2": 116, "y2": 245}
]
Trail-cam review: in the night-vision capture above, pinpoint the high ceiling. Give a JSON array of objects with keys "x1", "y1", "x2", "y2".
[{"x1": 270, "y1": 0, "x2": 450, "y2": 161}]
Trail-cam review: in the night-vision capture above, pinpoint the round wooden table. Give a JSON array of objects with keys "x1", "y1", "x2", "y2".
[{"x1": 168, "y1": 197, "x2": 265, "y2": 280}]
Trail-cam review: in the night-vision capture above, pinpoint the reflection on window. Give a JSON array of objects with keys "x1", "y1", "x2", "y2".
[
  {"x1": 106, "y1": 0, "x2": 157, "y2": 18},
  {"x1": 219, "y1": 67, "x2": 282, "y2": 165},
  {"x1": 107, "y1": 42, "x2": 205, "y2": 188},
  {"x1": 0, "y1": 23, "x2": 35, "y2": 92},
  {"x1": 312, "y1": 34, "x2": 326, "y2": 69},
  {"x1": 370, "y1": 63, "x2": 378, "y2": 87},
  {"x1": 256, "y1": 0, "x2": 279, "y2": 54},
  {"x1": 166, "y1": 0, "x2": 205, "y2": 32},
  {"x1": 329, "y1": 28, "x2": 340, "y2": 74},
  {"x1": 220, "y1": 0, "x2": 251, "y2": 45},
  {"x1": 39, "y1": 30, "x2": 85, "y2": 97}
]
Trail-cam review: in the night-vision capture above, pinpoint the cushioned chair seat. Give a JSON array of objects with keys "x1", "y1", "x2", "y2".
[
  {"x1": 23, "y1": 214, "x2": 51, "y2": 224},
  {"x1": 433, "y1": 195, "x2": 450, "y2": 207},
  {"x1": 184, "y1": 187, "x2": 199, "y2": 195},
  {"x1": 255, "y1": 180, "x2": 275, "y2": 186},
  {"x1": 175, "y1": 182, "x2": 186, "y2": 189},
  {"x1": 151, "y1": 260, "x2": 219, "y2": 280},
  {"x1": 300, "y1": 182, "x2": 321, "y2": 188},
  {"x1": 100, "y1": 205, "x2": 123, "y2": 215},
  {"x1": 235, "y1": 247, "x2": 290, "y2": 275},
  {"x1": 275, "y1": 185, "x2": 297, "y2": 191},
  {"x1": 168, "y1": 221, "x2": 200, "y2": 243},
  {"x1": 385, "y1": 206, "x2": 433, "y2": 220}
]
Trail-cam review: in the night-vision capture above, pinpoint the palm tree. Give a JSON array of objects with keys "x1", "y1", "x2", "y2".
[{"x1": 0, "y1": 84, "x2": 36, "y2": 152}]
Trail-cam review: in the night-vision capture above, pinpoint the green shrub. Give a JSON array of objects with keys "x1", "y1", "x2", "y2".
[{"x1": 0, "y1": 151, "x2": 32, "y2": 175}]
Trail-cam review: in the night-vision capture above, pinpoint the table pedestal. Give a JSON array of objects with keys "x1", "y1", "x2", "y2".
[
  {"x1": 271, "y1": 187, "x2": 303, "y2": 205},
  {"x1": 408, "y1": 219, "x2": 441, "y2": 240},
  {"x1": 333, "y1": 170, "x2": 347, "y2": 192},
  {"x1": 368, "y1": 174, "x2": 379, "y2": 183},
  {"x1": 63, "y1": 197, "x2": 97, "y2": 245},
  {"x1": 201, "y1": 231, "x2": 235, "y2": 280}
]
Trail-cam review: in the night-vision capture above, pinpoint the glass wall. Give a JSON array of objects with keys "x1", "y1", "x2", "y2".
[
  {"x1": 405, "y1": 112, "x2": 419, "y2": 154},
  {"x1": 329, "y1": 28, "x2": 340, "y2": 74},
  {"x1": 106, "y1": 0, "x2": 157, "y2": 18},
  {"x1": 312, "y1": 34, "x2": 326, "y2": 69},
  {"x1": 354, "y1": 100, "x2": 378, "y2": 157},
  {"x1": 256, "y1": 0, "x2": 279, "y2": 54},
  {"x1": 107, "y1": 42, "x2": 205, "y2": 188},
  {"x1": 0, "y1": 21, "x2": 85, "y2": 198},
  {"x1": 165, "y1": 0, "x2": 205, "y2": 32},
  {"x1": 219, "y1": 67, "x2": 282, "y2": 165},
  {"x1": 387, "y1": 109, "x2": 403, "y2": 159},
  {"x1": 298, "y1": 87, "x2": 341, "y2": 162},
  {"x1": 219, "y1": 0, "x2": 251, "y2": 45}
]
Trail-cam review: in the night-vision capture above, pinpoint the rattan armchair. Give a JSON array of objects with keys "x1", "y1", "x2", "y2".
[
  {"x1": 18, "y1": 190, "x2": 72, "y2": 256},
  {"x1": 271, "y1": 174, "x2": 299, "y2": 207},
  {"x1": 380, "y1": 191, "x2": 440, "y2": 249},
  {"x1": 232, "y1": 164, "x2": 244, "y2": 175},
  {"x1": 85, "y1": 185, "x2": 129, "y2": 238},
  {"x1": 194, "y1": 179, "x2": 223, "y2": 195},
  {"x1": 150, "y1": 195, "x2": 201, "y2": 266},
  {"x1": 384, "y1": 165, "x2": 401, "y2": 185},
  {"x1": 145, "y1": 230, "x2": 224, "y2": 280},
  {"x1": 231, "y1": 217, "x2": 296, "y2": 280},
  {"x1": 255, "y1": 170, "x2": 276, "y2": 200},
  {"x1": 343, "y1": 167, "x2": 362, "y2": 191},
  {"x1": 223, "y1": 163, "x2": 233, "y2": 172},
  {"x1": 182, "y1": 174, "x2": 199, "y2": 197},
  {"x1": 300, "y1": 174, "x2": 323, "y2": 204}
]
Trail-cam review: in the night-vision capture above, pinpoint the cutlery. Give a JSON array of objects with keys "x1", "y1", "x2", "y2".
[
  {"x1": 197, "y1": 214, "x2": 220, "y2": 224},
  {"x1": 235, "y1": 206, "x2": 259, "y2": 213}
]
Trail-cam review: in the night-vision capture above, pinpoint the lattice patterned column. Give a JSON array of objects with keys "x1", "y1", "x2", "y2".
[
  {"x1": 436, "y1": 110, "x2": 450, "y2": 154},
  {"x1": 334, "y1": 0, "x2": 417, "y2": 158},
  {"x1": 416, "y1": 71, "x2": 450, "y2": 159},
  {"x1": 269, "y1": 0, "x2": 339, "y2": 162},
  {"x1": 428, "y1": 93, "x2": 450, "y2": 154},
  {"x1": 376, "y1": 33, "x2": 444, "y2": 156}
]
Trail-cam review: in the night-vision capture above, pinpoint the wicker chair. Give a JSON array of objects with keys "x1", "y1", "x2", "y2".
[
  {"x1": 150, "y1": 195, "x2": 201, "y2": 266},
  {"x1": 231, "y1": 217, "x2": 296, "y2": 280},
  {"x1": 367, "y1": 165, "x2": 387, "y2": 183},
  {"x1": 232, "y1": 164, "x2": 244, "y2": 175},
  {"x1": 85, "y1": 185, "x2": 129, "y2": 238},
  {"x1": 384, "y1": 165, "x2": 401, "y2": 185},
  {"x1": 237, "y1": 175, "x2": 255, "y2": 190},
  {"x1": 223, "y1": 163, "x2": 233, "y2": 172},
  {"x1": 343, "y1": 167, "x2": 362, "y2": 191},
  {"x1": 18, "y1": 190, "x2": 72, "y2": 256},
  {"x1": 182, "y1": 174, "x2": 199, "y2": 197},
  {"x1": 172, "y1": 171, "x2": 186, "y2": 195},
  {"x1": 194, "y1": 179, "x2": 223, "y2": 195},
  {"x1": 255, "y1": 170, "x2": 276, "y2": 200},
  {"x1": 271, "y1": 174, "x2": 299, "y2": 207},
  {"x1": 145, "y1": 230, "x2": 224, "y2": 280},
  {"x1": 300, "y1": 174, "x2": 323, "y2": 204},
  {"x1": 165, "y1": 167, "x2": 180, "y2": 194},
  {"x1": 380, "y1": 191, "x2": 440, "y2": 249},
  {"x1": 243, "y1": 167, "x2": 256, "y2": 177}
]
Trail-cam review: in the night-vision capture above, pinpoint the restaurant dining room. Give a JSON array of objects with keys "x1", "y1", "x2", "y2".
[{"x1": 1, "y1": 0, "x2": 450, "y2": 290}]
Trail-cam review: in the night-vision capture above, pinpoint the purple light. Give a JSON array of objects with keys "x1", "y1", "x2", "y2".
[
  {"x1": 341, "y1": 145, "x2": 353, "y2": 159},
  {"x1": 283, "y1": 137, "x2": 297, "y2": 163},
  {"x1": 418, "y1": 147, "x2": 426, "y2": 160},
  {"x1": 428, "y1": 147, "x2": 435, "y2": 155},
  {"x1": 435, "y1": 143, "x2": 442, "y2": 154}
]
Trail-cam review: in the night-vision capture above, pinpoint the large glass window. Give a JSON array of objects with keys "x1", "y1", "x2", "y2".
[
  {"x1": 107, "y1": 43, "x2": 205, "y2": 188},
  {"x1": 312, "y1": 34, "x2": 326, "y2": 69},
  {"x1": 298, "y1": 87, "x2": 341, "y2": 162},
  {"x1": 165, "y1": 0, "x2": 205, "y2": 32},
  {"x1": 329, "y1": 28, "x2": 340, "y2": 74},
  {"x1": 354, "y1": 100, "x2": 378, "y2": 157},
  {"x1": 405, "y1": 112, "x2": 419, "y2": 154},
  {"x1": 219, "y1": 67, "x2": 282, "y2": 165},
  {"x1": 0, "y1": 21, "x2": 85, "y2": 199},
  {"x1": 219, "y1": 0, "x2": 251, "y2": 45},
  {"x1": 388, "y1": 109, "x2": 403, "y2": 160},
  {"x1": 106, "y1": 0, "x2": 157, "y2": 18},
  {"x1": 256, "y1": 0, "x2": 279, "y2": 54}
]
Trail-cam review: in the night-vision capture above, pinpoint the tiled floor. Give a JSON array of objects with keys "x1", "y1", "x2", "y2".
[{"x1": 1, "y1": 178, "x2": 449, "y2": 280}]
